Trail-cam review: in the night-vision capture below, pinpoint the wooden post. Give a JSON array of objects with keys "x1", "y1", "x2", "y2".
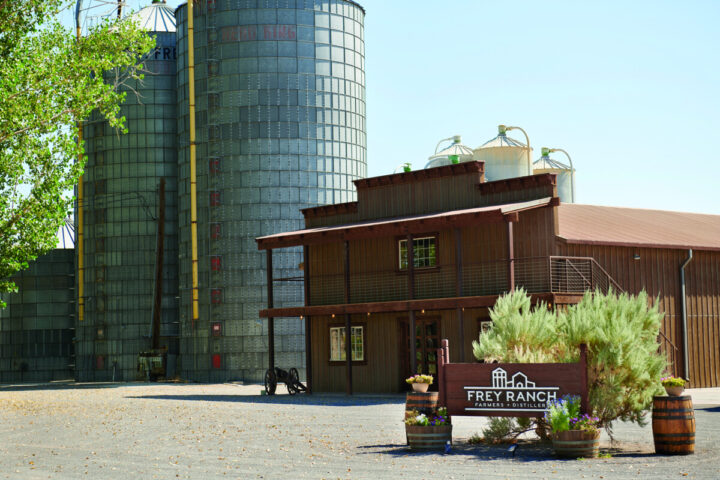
[
  {"x1": 454, "y1": 228, "x2": 464, "y2": 361},
  {"x1": 345, "y1": 313, "x2": 353, "y2": 396},
  {"x1": 580, "y1": 343, "x2": 589, "y2": 414},
  {"x1": 303, "y1": 245, "x2": 312, "y2": 394},
  {"x1": 266, "y1": 249, "x2": 274, "y2": 372},
  {"x1": 438, "y1": 339, "x2": 449, "y2": 406},
  {"x1": 344, "y1": 241, "x2": 352, "y2": 395},
  {"x1": 506, "y1": 218, "x2": 515, "y2": 292},
  {"x1": 406, "y1": 234, "x2": 418, "y2": 375}
]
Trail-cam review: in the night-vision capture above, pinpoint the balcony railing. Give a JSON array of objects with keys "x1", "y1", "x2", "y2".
[{"x1": 272, "y1": 256, "x2": 623, "y2": 308}]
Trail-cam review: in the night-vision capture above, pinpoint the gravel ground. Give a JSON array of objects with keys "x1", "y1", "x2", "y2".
[{"x1": 0, "y1": 382, "x2": 718, "y2": 479}]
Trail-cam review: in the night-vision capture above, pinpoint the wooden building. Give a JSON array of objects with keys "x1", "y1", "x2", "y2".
[{"x1": 256, "y1": 162, "x2": 720, "y2": 392}]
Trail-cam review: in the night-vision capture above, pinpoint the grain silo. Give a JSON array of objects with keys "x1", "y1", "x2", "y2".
[
  {"x1": 473, "y1": 125, "x2": 532, "y2": 181},
  {"x1": 175, "y1": 0, "x2": 367, "y2": 382},
  {"x1": 424, "y1": 135, "x2": 474, "y2": 169},
  {"x1": 533, "y1": 147, "x2": 575, "y2": 203},
  {"x1": 75, "y1": 1, "x2": 179, "y2": 381}
]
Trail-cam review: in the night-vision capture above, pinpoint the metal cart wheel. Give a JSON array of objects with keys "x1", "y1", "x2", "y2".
[
  {"x1": 287, "y1": 367, "x2": 299, "y2": 395},
  {"x1": 264, "y1": 368, "x2": 277, "y2": 396}
]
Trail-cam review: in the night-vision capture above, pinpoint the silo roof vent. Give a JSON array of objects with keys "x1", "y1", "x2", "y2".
[{"x1": 131, "y1": 1, "x2": 176, "y2": 32}]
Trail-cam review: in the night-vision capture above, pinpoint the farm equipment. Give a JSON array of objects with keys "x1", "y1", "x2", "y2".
[{"x1": 264, "y1": 367, "x2": 307, "y2": 395}]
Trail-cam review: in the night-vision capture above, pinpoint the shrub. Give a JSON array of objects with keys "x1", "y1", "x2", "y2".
[{"x1": 473, "y1": 289, "x2": 667, "y2": 431}]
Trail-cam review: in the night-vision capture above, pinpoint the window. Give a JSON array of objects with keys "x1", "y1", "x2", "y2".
[
  {"x1": 398, "y1": 236, "x2": 437, "y2": 270},
  {"x1": 479, "y1": 320, "x2": 493, "y2": 335},
  {"x1": 329, "y1": 325, "x2": 364, "y2": 362}
]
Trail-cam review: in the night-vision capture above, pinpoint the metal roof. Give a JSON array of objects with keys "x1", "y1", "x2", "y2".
[
  {"x1": 558, "y1": 204, "x2": 720, "y2": 251},
  {"x1": 477, "y1": 133, "x2": 527, "y2": 149},
  {"x1": 534, "y1": 156, "x2": 570, "y2": 170},
  {"x1": 431, "y1": 143, "x2": 474, "y2": 158},
  {"x1": 257, "y1": 197, "x2": 554, "y2": 249},
  {"x1": 130, "y1": 2, "x2": 176, "y2": 33}
]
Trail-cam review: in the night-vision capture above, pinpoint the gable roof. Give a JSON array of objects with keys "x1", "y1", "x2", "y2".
[{"x1": 558, "y1": 204, "x2": 720, "y2": 252}]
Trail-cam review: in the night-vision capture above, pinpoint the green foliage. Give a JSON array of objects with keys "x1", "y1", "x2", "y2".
[
  {"x1": 480, "y1": 416, "x2": 535, "y2": 444},
  {"x1": 661, "y1": 376, "x2": 685, "y2": 387},
  {"x1": 0, "y1": 1, "x2": 155, "y2": 305},
  {"x1": 473, "y1": 289, "x2": 667, "y2": 430}
]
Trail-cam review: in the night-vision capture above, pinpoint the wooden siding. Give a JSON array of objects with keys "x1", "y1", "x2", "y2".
[
  {"x1": 557, "y1": 242, "x2": 720, "y2": 388},
  {"x1": 309, "y1": 308, "x2": 489, "y2": 393}
]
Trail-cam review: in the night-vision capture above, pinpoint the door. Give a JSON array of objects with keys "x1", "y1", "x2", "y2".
[{"x1": 398, "y1": 317, "x2": 441, "y2": 391}]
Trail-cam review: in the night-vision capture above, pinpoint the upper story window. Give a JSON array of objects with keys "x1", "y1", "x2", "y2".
[{"x1": 398, "y1": 236, "x2": 437, "y2": 270}]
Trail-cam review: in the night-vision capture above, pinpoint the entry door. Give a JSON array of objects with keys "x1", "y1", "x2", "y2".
[{"x1": 415, "y1": 318, "x2": 440, "y2": 377}]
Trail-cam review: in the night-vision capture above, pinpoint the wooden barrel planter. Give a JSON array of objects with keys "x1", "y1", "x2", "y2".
[
  {"x1": 552, "y1": 430, "x2": 600, "y2": 458},
  {"x1": 406, "y1": 424, "x2": 452, "y2": 450},
  {"x1": 652, "y1": 395, "x2": 695, "y2": 455},
  {"x1": 405, "y1": 392, "x2": 439, "y2": 415}
]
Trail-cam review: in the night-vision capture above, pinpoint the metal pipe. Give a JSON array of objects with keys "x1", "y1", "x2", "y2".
[
  {"x1": 188, "y1": 1, "x2": 199, "y2": 329},
  {"x1": 548, "y1": 148, "x2": 575, "y2": 203},
  {"x1": 75, "y1": 1, "x2": 85, "y2": 323},
  {"x1": 504, "y1": 125, "x2": 532, "y2": 176},
  {"x1": 680, "y1": 249, "x2": 693, "y2": 380}
]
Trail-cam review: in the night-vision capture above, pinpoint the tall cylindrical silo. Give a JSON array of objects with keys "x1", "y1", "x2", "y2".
[
  {"x1": 425, "y1": 135, "x2": 474, "y2": 169},
  {"x1": 473, "y1": 125, "x2": 531, "y2": 182},
  {"x1": 76, "y1": 1, "x2": 179, "y2": 381},
  {"x1": 176, "y1": 0, "x2": 367, "y2": 382}
]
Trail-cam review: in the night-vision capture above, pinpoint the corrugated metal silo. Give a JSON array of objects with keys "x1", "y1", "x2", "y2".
[
  {"x1": 76, "y1": 1, "x2": 178, "y2": 381},
  {"x1": 176, "y1": 0, "x2": 367, "y2": 382},
  {"x1": 534, "y1": 147, "x2": 575, "y2": 203},
  {"x1": 473, "y1": 125, "x2": 531, "y2": 181}
]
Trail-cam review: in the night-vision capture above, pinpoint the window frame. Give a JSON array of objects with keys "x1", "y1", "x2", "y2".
[
  {"x1": 397, "y1": 234, "x2": 439, "y2": 272},
  {"x1": 328, "y1": 322, "x2": 367, "y2": 365}
]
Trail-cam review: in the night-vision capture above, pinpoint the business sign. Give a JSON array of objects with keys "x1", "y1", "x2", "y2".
[
  {"x1": 437, "y1": 341, "x2": 588, "y2": 417},
  {"x1": 221, "y1": 25, "x2": 297, "y2": 42}
]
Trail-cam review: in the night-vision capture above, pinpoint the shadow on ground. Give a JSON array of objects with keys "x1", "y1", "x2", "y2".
[{"x1": 125, "y1": 393, "x2": 405, "y2": 407}]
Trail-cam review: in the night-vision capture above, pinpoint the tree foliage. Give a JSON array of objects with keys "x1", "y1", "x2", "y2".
[
  {"x1": 0, "y1": 0, "x2": 155, "y2": 304},
  {"x1": 473, "y1": 289, "x2": 667, "y2": 430}
]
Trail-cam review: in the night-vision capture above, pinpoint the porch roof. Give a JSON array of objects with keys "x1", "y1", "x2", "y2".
[{"x1": 256, "y1": 197, "x2": 555, "y2": 250}]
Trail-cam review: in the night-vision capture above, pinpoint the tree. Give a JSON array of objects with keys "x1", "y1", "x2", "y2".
[
  {"x1": 473, "y1": 289, "x2": 667, "y2": 431},
  {"x1": 0, "y1": 0, "x2": 154, "y2": 305}
]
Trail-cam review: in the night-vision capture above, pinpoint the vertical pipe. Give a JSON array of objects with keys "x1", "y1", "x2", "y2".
[
  {"x1": 506, "y1": 219, "x2": 515, "y2": 291},
  {"x1": 680, "y1": 249, "x2": 693, "y2": 380},
  {"x1": 151, "y1": 178, "x2": 166, "y2": 350},
  {"x1": 303, "y1": 246, "x2": 312, "y2": 393},
  {"x1": 266, "y1": 250, "x2": 274, "y2": 371},
  {"x1": 188, "y1": 0, "x2": 199, "y2": 329}
]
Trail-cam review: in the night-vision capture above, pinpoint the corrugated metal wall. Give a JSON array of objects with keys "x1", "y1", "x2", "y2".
[{"x1": 0, "y1": 249, "x2": 75, "y2": 382}]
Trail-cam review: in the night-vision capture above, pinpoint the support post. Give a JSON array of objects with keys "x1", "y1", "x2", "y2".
[
  {"x1": 438, "y1": 339, "x2": 449, "y2": 406},
  {"x1": 345, "y1": 313, "x2": 352, "y2": 396},
  {"x1": 579, "y1": 343, "x2": 589, "y2": 414},
  {"x1": 303, "y1": 245, "x2": 312, "y2": 393},
  {"x1": 407, "y1": 234, "x2": 416, "y2": 374},
  {"x1": 344, "y1": 241, "x2": 352, "y2": 395},
  {"x1": 266, "y1": 250, "x2": 274, "y2": 371},
  {"x1": 455, "y1": 228, "x2": 464, "y2": 360}
]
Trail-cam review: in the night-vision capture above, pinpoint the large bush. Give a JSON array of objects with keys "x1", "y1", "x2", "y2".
[{"x1": 472, "y1": 289, "x2": 666, "y2": 429}]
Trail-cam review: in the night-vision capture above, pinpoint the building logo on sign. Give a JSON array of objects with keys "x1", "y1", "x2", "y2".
[{"x1": 464, "y1": 367, "x2": 559, "y2": 412}]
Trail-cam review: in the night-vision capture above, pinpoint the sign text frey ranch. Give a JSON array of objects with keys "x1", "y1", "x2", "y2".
[{"x1": 463, "y1": 367, "x2": 559, "y2": 412}]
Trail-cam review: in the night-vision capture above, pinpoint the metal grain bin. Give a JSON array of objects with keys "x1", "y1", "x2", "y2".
[
  {"x1": 75, "y1": 2, "x2": 179, "y2": 381},
  {"x1": 175, "y1": 0, "x2": 367, "y2": 382}
]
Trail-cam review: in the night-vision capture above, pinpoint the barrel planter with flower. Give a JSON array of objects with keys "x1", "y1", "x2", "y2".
[
  {"x1": 406, "y1": 424, "x2": 452, "y2": 450},
  {"x1": 552, "y1": 429, "x2": 600, "y2": 458}
]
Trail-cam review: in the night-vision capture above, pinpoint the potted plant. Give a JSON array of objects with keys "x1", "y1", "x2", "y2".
[
  {"x1": 406, "y1": 374, "x2": 433, "y2": 393},
  {"x1": 404, "y1": 407, "x2": 452, "y2": 450},
  {"x1": 661, "y1": 376, "x2": 686, "y2": 396},
  {"x1": 545, "y1": 395, "x2": 601, "y2": 458}
]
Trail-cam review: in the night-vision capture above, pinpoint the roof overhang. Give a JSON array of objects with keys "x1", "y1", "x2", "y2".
[{"x1": 257, "y1": 197, "x2": 557, "y2": 250}]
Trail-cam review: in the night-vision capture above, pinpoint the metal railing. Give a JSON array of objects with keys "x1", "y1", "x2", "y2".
[
  {"x1": 658, "y1": 330, "x2": 682, "y2": 378},
  {"x1": 271, "y1": 256, "x2": 623, "y2": 307}
]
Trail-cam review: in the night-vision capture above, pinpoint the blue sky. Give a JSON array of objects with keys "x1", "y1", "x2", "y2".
[{"x1": 68, "y1": 0, "x2": 720, "y2": 214}]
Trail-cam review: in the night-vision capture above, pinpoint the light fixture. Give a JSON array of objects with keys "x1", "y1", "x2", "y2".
[
  {"x1": 299, "y1": 315, "x2": 304, "y2": 319},
  {"x1": 501, "y1": 125, "x2": 532, "y2": 176},
  {"x1": 331, "y1": 313, "x2": 335, "y2": 318},
  {"x1": 633, "y1": 254, "x2": 641, "y2": 260},
  {"x1": 367, "y1": 312, "x2": 370, "y2": 317}
]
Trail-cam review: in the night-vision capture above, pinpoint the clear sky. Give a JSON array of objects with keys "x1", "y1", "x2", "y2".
[{"x1": 69, "y1": 0, "x2": 720, "y2": 214}]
